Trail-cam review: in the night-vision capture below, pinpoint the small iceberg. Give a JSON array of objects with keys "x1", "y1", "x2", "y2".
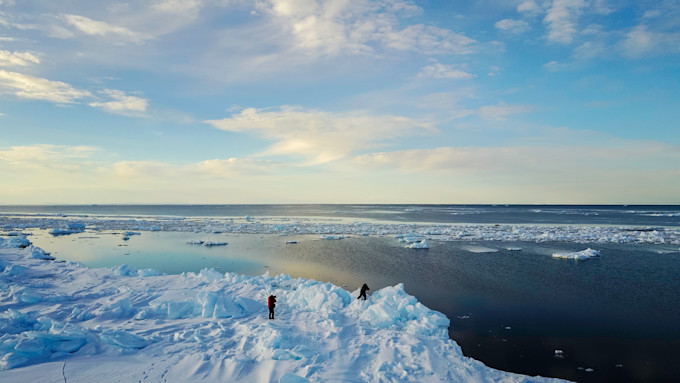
[
  {"x1": 406, "y1": 240, "x2": 429, "y2": 249},
  {"x1": 320, "y1": 235, "x2": 344, "y2": 240},
  {"x1": 552, "y1": 248, "x2": 600, "y2": 260}
]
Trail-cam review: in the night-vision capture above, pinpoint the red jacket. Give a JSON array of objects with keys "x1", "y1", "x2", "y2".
[{"x1": 268, "y1": 296, "x2": 276, "y2": 308}]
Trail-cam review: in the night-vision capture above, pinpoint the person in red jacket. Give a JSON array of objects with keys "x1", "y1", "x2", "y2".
[{"x1": 268, "y1": 295, "x2": 276, "y2": 319}]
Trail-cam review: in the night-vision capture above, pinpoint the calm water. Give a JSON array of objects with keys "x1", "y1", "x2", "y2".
[{"x1": 6, "y1": 205, "x2": 680, "y2": 382}]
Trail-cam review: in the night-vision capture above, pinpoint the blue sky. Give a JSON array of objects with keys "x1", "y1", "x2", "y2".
[{"x1": 0, "y1": 0, "x2": 678, "y2": 204}]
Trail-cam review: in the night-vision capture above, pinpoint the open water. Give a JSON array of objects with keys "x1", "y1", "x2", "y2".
[{"x1": 3, "y1": 204, "x2": 680, "y2": 382}]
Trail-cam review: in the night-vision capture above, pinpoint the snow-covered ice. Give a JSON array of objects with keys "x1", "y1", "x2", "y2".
[
  {"x1": 1, "y1": 213, "x2": 679, "y2": 245},
  {"x1": 552, "y1": 248, "x2": 600, "y2": 260},
  {"x1": 406, "y1": 240, "x2": 430, "y2": 249},
  {"x1": 0, "y1": 242, "x2": 565, "y2": 382}
]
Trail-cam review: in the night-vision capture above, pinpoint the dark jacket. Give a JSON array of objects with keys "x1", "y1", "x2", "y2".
[{"x1": 268, "y1": 295, "x2": 276, "y2": 308}]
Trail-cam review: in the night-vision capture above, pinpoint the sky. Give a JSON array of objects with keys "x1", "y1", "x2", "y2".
[{"x1": 0, "y1": 0, "x2": 679, "y2": 204}]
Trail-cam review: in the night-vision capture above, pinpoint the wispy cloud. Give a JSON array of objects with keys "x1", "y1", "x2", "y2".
[
  {"x1": 494, "y1": 19, "x2": 530, "y2": 34},
  {"x1": 417, "y1": 62, "x2": 475, "y2": 79},
  {"x1": 89, "y1": 89, "x2": 149, "y2": 114},
  {"x1": 0, "y1": 49, "x2": 40, "y2": 67},
  {"x1": 517, "y1": 1, "x2": 541, "y2": 16},
  {"x1": 620, "y1": 25, "x2": 680, "y2": 58},
  {"x1": 260, "y1": 0, "x2": 476, "y2": 56},
  {"x1": 0, "y1": 70, "x2": 92, "y2": 103},
  {"x1": 544, "y1": 0, "x2": 588, "y2": 44},
  {"x1": 205, "y1": 106, "x2": 436, "y2": 164},
  {"x1": 478, "y1": 102, "x2": 533, "y2": 120},
  {"x1": 58, "y1": 14, "x2": 152, "y2": 44},
  {"x1": 152, "y1": 0, "x2": 203, "y2": 14}
]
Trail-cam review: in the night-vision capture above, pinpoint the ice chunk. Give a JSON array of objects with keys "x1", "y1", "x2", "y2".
[
  {"x1": 463, "y1": 245, "x2": 498, "y2": 253},
  {"x1": 0, "y1": 236, "x2": 31, "y2": 248},
  {"x1": 67, "y1": 222, "x2": 86, "y2": 230},
  {"x1": 0, "y1": 353, "x2": 29, "y2": 369},
  {"x1": 357, "y1": 284, "x2": 450, "y2": 338},
  {"x1": 138, "y1": 268, "x2": 163, "y2": 277},
  {"x1": 320, "y1": 235, "x2": 344, "y2": 240},
  {"x1": 406, "y1": 240, "x2": 429, "y2": 249},
  {"x1": 552, "y1": 248, "x2": 600, "y2": 260},
  {"x1": 204, "y1": 241, "x2": 228, "y2": 247},
  {"x1": 27, "y1": 246, "x2": 55, "y2": 260},
  {"x1": 187, "y1": 240, "x2": 205, "y2": 245},
  {"x1": 49, "y1": 223, "x2": 85, "y2": 236},
  {"x1": 199, "y1": 268, "x2": 224, "y2": 281},
  {"x1": 111, "y1": 264, "x2": 139, "y2": 277}
]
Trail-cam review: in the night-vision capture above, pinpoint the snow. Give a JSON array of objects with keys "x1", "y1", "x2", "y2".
[
  {"x1": 552, "y1": 248, "x2": 600, "y2": 260},
  {"x1": 0, "y1": 245, "x2": 565, "y2": 383}
]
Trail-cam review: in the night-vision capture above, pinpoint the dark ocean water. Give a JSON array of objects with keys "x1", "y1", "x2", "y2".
[{"x1": 5, "y1": 205, "x2": 680, "y2": 382}]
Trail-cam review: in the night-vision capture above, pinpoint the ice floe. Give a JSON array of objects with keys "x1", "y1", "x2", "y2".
[
  {"x1": 552, "y1": 248, "x2": 600, "y2": 260},
  {"x1": 0, "y1": 245, "x2": 565, "y2": 382}
]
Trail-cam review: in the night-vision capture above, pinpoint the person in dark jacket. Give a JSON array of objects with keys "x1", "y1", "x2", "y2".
[
  {"x1": 358, "y1": 283, "x2": 369, "y2": 301},
  {"x1": 268, "y1": 295, "x2": 276, "y2": 319}
]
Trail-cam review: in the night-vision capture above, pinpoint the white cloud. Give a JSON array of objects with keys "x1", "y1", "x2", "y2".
[
  {"x1": 89, "y1": 89, "x2": 149, "y2": 114},
  {"x1": 205, "y1": 106, "x2": 436, "y2": 164},
  {"x1": 620, "y1": 25, "x2": 680, "y2": 58},
  {"x1": 494, "y1": 19, "x2": 530, "y2": 34},
  {"x1": 517, "y1": 1, "x2": 541, "y2": 16},
  {"x1": 59, "y1": 14, "x2": 152, "y2": 44},
  {"x1": 478, "y1": 102, "x2": 532, "y2": 120},
  {"x1": 0, "y1": 49, "x2": 40, "y2": 67},
  {"x1": 0, "y1": 70, "x2": 92, "y2": 103},
  {"x1": 417, "y1": 62, "x2": 475, "y2": 79},
  {"x1": 382, "y1": 24, "x2": 477, "y2": 55},
  {"x1": 260, "y1": 0, "x2": 477, "y2": 56},
  {"x1": 152, "y1": 0, "x2": 203, "y2": 14},
  {"x1": 544, "y1": 0, "x2": 588, "y2": 44}
]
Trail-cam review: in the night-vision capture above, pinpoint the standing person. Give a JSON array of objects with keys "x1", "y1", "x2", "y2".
[
  {"x1": 268, "y1": 295, "x2": 276, "y2": 319},
  {"x1": 358, "y1": 283, "x2": 369, "y2": 301}
]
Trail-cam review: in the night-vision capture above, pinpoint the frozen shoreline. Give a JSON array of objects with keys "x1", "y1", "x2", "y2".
[
  {"x1": 1, "y1": 213, "x2": 678, "y2": 245},
  {"x1": 0, "y1": 238, "x2": 566, "y2": 382}
]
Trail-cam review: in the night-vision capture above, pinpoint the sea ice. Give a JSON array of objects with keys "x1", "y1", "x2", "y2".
[
  {"x1": 406, "y1": 240, "x2": 430, "y2": 249},
  {"x1": 203, "y1": 241, "x2": 228, "y2": 247},
  {"x1": 0, "y1": 245, "x2": 566, "y2": 382},
  {"x1": 552, "y1": 248, "x2": 600, "y2": 260}
]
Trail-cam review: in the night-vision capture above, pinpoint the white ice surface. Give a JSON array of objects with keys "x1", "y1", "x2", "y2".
[
  {"x1": 0, "y1": 243, "x2": 566, "y2": 383},
  {"x1": 552, "y1": 248, "x2": 600, "y2": 260},
  {"x1": 405, "y1": 240, "x2": 430, "y2": 249},
  {"x1": 1, "y1": 213, "x2": 678, "y2": 245}
]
